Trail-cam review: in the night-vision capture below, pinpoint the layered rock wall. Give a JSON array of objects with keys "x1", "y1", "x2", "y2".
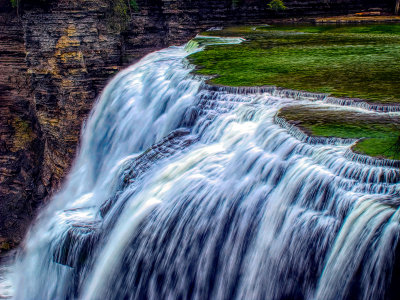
[
  {"x1": 0, "y1": 3, "x2": 41, "y2": 250},
  {"x1": 0, "y1": 0, "x2": 394, "y2": 249}
]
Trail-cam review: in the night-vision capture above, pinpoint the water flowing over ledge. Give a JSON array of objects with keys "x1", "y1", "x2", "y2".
[
  {"x1": 344, "y1": 149, "x2": 400, "y2": 169},
  {"x1": 6, "y1": 42, "x2": 400, "y2": 300},
  {"x1": 274, "y1": 115, "x2": 356, "y2": 146},
  {"x1": 324, "y1": 97, "x2": 400, "y2": 113},
  {"x1": 200, "y1": 83, "x2": 400, "y2": 113},
  {"x1": 274, "y1": 116, "x2": 400, "y2": 170},
  {"x1": 201, "y1": 83, "x2": 327, "y2": 99},
  {"x1": 201, "y1": 82, "x2": 400, "y2": 169},
  {"x1": 202, "y1": 80, "x2": 400, "y2": 169}
]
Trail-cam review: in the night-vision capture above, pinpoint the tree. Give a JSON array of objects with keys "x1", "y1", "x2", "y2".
[
  {"x1": 396, "y1": 0, "x2": 400, "y2": 15},
  {"x1": 10, "y1": 0, "x2": 19, "y2": 16},
  {"x1": 267, "y1": 0, "x2": 286, "y2": 12}
]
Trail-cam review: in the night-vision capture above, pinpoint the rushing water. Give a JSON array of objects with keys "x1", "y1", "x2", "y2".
[
  {"x1": 5, "y1": 40, "x2": 400, "y2": 300},
  {"x1": 0, "y1": 254, "x2": 14, "y2": 299}
]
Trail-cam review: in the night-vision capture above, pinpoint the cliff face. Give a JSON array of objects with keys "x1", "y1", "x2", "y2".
[
  {"x1": 0, "y1": 4, "x2": 40, "y2": 250},
  {"x1": 0, "y1": 0, "x2": 394, "y2": 250}
]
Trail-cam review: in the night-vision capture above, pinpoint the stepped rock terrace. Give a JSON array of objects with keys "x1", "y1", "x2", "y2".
[{"x1": 189, "y1": 23, "x2": 400, "y2": 161}]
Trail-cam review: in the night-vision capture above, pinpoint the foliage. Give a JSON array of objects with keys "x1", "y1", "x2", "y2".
[
  {"x1": 106, "y1": 0, "x2": 139, "y2": 32},
  {"x1": 232, "y1": 0, "x2": 240, "y2": 8},
  {"x1": 130, "y1": 0, "x2": 139, "y2": 12},
  {"x1": 10, "y1": 0, "x2": 18, "y2": 8},
  {"x1": 267, "y1": 0, "x2": 286, "y2": 11},
  {"x1": 9, "y1": 0, "x2": 49, "y2": 14}
]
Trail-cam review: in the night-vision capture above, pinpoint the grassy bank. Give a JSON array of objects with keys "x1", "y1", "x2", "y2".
[
  {"x1": 189, "y1": 24, "x2": 400, "y2": 160},
  {"x1": 277, "y1": 105, "x2": 400, "y2": 160},
  {"x1": 189, "y1": 24, "x2": 400, "y2": 103}
]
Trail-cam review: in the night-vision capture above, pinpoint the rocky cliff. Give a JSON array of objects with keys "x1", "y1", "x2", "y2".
[{"x1": 0, "y1": 0, "x2": 395, "y2": 250}]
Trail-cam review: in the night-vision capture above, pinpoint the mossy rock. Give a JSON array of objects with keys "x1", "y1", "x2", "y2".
[
  {"x1": 277, "y1": 105, "x2": 400, "y2": 160},
  {"x1": 11, "y1": 117, "x2": 35, "y2": 152},
  {"x1": 0, "y1": 241, "x2": 11, "y2": 251},
  {"x1": 189, "y1": 24, "x2": 400, "y2": 104}
]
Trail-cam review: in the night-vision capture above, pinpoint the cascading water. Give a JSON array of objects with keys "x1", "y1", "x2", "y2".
[
  {"x1": 0, "y1": 255, "x2": 13, "y2": 299},
  {"x1": 5, "y1": 39, "x2": 400, "y2": 300}
]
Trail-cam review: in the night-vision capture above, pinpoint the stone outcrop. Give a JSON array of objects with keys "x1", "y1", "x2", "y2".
[
  {"x1": 0, "y1": 4, "x2": 41, "y2": 250},
  {"x1": 0, "y1": 0, "x2": 395, "y2": 249}
]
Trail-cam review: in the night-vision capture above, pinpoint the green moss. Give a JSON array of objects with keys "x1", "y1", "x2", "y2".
[
  {"x1": 189, "y1": 24, "x2": 400, "y2": 104},
  {"x1": 130, "y1": 0, "x2": 139, "y2": 12},
  {"x1": 256, "y1": 24, "x2": 400, "y2": 35},
  {"x1": 353, "y1": 137, "x2": 400, "y2": 160},
  {"x1": 278, "y1": 105, "x2": 400, "y2": 159},
  {"x1": 106, "y1": 0, "x2": 139, "y2": 32},
  {"x1": 0, "y1": 242, "x2": 10, "y2": 251},
  {"x1": 12, "y1": 117, "x2": 35, "y2": 152},
  {"x1": 267, "y1": 0, "x2": 286, "y2": 11}
]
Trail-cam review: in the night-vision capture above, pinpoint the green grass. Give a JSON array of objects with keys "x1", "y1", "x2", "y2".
[
  {"x1": 278, "y1": 105, "x2": 400, "y2": 160},
  {"x1": 256, "y1": 24, "x2": 400, "y2": 35},
  {"x1": 189, "y1": 24, "x2": 400, "y2": 103},
  {"x1": 190, "y1": 24, "x2": 400, "y2": 160},
  {"x1": 353, "y1": 137, "x2": 400, "y2": 159}
]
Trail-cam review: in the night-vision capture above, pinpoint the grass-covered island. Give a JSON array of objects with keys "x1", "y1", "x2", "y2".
[
  {"x1": 189, "y1": 24, "x2": 400, "y2": 160},
  {"x1": 278, "y1": 105, "x2": 400, "y2": 160}
]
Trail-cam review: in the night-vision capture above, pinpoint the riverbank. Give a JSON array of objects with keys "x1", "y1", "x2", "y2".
[
  {"x1": 189, "y1": 22, "x2": 400, "y2": 160},
  {"x1": 189, "y1": 23, "x2": 400, "y2": 103}
]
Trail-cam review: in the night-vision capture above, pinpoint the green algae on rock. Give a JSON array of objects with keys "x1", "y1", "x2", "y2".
[
  {"x1": 189, "y1": 24, "x2": 400, "y2": 104},
  {"x1": 277, "y1": 105, "x2": 400, "y2": 160}
]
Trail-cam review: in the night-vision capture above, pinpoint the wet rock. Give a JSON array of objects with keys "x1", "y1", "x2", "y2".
[{"x1": 53, "y1": 220, "x2": 100, "y2": 268}]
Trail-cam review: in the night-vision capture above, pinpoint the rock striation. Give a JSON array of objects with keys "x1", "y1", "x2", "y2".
[
  {"x1": 0, "y1": 3, "x2": 41, "y2": 250},
  {"x1": 0, "y1": 0, "x2": 395, "y2": 249}
]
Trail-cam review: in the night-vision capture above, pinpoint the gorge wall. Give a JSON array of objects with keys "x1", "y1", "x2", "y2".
[{"x1": 0, "y1": 0, "x2": 395, "y2": 250}]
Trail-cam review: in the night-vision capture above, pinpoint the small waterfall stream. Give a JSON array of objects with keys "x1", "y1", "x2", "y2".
[
  {"x1": 5, "y1": 40, "x2": 400, "y2": 300},
  {"x1": 0, "y1": 256, "x2": 13, "y2": 299}
]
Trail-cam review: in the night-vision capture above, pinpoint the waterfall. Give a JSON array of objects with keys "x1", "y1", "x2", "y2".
[
  {"x1": 0, "y1": 255, "x2": 13, "y2": 299},
  {"x1": 6, "y1": 41, "x2": 400, "y2": 300}
]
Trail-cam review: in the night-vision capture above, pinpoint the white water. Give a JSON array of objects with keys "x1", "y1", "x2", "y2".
[
  {"x1": 0, "y1": 267, "x2": 12, "y2": 299},
  {"x1": 0, "y1": 254, "x2": 14, "y2": 299},
  {"x1": 4, "y1": 41, "x2": 400, "y2": 300}
]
